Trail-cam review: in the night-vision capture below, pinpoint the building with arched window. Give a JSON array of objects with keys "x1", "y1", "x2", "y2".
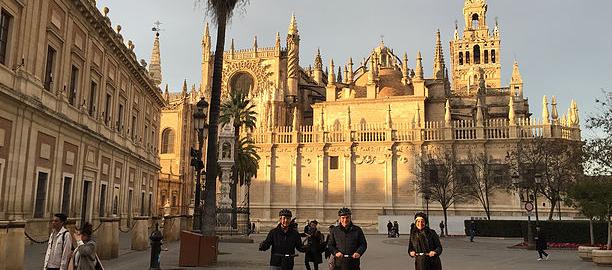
[{"x1": 157, "y1": 79, "x2": 201, "y2": 216}]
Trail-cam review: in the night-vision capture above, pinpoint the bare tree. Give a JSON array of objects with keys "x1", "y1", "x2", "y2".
[
  {"x1": 415, "y1": 148, "x2": 471, "y2": 236},
  {"x1": 463, "y1": 152, "x2": 512, "y2": 220},
  {"x1": 508, "y1": 137, "x2": 584, "y2": 220}
]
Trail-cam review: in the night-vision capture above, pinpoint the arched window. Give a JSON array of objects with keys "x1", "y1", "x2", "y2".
[
  {"x1": 473, "y1": 45, "x2": 481, "y2": 64},
  {"x1": 161, "y1": 128, "x2": 175, "y2": 154},
  {"x1": 465, "y1": 51, "x2": 470, "y2": 64},
  {"x1": 230, "y1": 72, "x2": 255, "y2": 95},
  {"x1": 459, "y1": 52, "x2": 464, "y2": 65},
  {"x1": 484, "y1": 50, "x2": 489, "y2": 64},
  {"x1": 491, "y1": 49, "x2": 496, "y2": 63},
  {"x1": 472, "y1": 14, "x2": 479, "y2": 29}
]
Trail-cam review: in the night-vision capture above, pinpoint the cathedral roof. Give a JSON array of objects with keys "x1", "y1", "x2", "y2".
[{"x1": 377, "y1": 68, "x2": 409, "y2": 97}]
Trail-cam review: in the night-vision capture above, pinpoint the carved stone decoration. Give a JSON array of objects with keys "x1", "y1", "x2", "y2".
[
  {"x1": 354, "y1": 155, "x2": 377, "y2": 165},
  {"x1": 221, "y1": 59, "x2": 273, "y2": 99}
]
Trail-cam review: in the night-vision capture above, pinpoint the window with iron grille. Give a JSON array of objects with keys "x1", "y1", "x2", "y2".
[
  {"x1": 34, "y1": 171, "x2": 49, "y2": 218},
  {"x1": 44, "y1": 46, "x2": 56, "y2": 91},
  {"x1": 99, "y1": 184, "x2": 107, "y2": 217},
  {"x1": 69, "y1": 66, "x2": 79, "y2": 106},
  {"x1": 0, "y1": 10, "x2": 12, "y2": 65},
  {"x1": 61, "y1": 176, "x2": 72, "y2": 215}
]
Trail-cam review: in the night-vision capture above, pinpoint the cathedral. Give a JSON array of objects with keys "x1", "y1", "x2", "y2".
[{"x1": 162, "y1": 0, "x2": 582, "y2": 229}]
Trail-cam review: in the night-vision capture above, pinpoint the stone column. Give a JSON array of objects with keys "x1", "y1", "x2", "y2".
[
  {"x1": 163, "y1": 215, "x2": 180, "y2": 242},
  {"x1": 343, "y1": 151, "x2": 353, "y2": 207},
  {"x1": 131, "y1": 216, "x2": 149, "y2": 251},
  {"x1": 96, "y1": 217, "x2": 120, "y2": 259},
  {"x1": 0, "y1": 220, "x2": 25, "y2": 270}
]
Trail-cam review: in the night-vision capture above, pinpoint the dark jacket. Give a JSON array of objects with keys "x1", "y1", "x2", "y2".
[
  {"x1": 408, "y1": 227, "x2": 443, "y2": 270},
  {"x1": 535, "y1": 231, "x2": 547, "y2": 250},
  {"x1": 327, "y1": 222, "x2": 367, "y2": 269},
  {"x1": 305, "y1": 229, "x2": 324, "y2": 264},
  {"x1": 259, "y1": 224, "x2": 305, "y2": 268}
]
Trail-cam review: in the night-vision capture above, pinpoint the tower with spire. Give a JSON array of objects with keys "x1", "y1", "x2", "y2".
[
  {"x1": 149, "y1": 32, "x2": 163, "y2": 86},
  {"x1": 200, "y1": 22, "x2": 212, "y2": 99},
  {"x1": 450, "y1": 0, "x2": 501, "y2": 93}
]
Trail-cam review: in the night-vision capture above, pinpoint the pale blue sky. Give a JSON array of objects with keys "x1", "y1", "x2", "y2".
[{"x1": 102, "y1": 0, "x2": 612, "y2": 135}]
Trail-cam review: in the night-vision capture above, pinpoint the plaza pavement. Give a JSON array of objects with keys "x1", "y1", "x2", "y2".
[{"x1": 25, "y1": 233, "x2": 601, "y2": 269}]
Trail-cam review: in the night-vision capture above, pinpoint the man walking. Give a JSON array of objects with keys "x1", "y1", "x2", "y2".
[
  {"x1": 469, "y1": 220, "x2": 476, "y2": 242},
  {"x1": 44, "y1": 213, "x2": 72, "y2": 270},
  {"x1": 439, "y1": 220, "x2": 445, "y2": 237},
  {"x1": 327, "y1": 207, "x2": 367, "y2": 270},
  {"x1": 259, "y1": 209, "x2": 305, "y2": 270},
  {"x1": 386, "y1": 221, "x2": 393, "y2": 238},
  {"x1": 535, "y1": 226, "x2": 550, "y2": 261},
  {"x1": 393, "y1": 221, "x2": 400, "y2": 237}
]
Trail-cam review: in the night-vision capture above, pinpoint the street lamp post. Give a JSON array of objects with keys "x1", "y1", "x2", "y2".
[
  {"x1": 191, "y1": 98, "x2": 209, "y2": 232},
  {"x1": 512, "y1": 172, "x2": 535, "y2": 250},
  {"x1": 534, "y1": 172, "x2": 542, "y2": 224}
]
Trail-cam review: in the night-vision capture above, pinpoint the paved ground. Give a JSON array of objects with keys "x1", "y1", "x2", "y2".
[{"x1": 25, "y1": 233, "x2": 602, "y2": 269}]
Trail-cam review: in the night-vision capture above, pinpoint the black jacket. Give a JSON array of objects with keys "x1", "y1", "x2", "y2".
[
  {"x1": 408, "y1": 227, "x2": 443, "y2": 270},
  {"x1": 327, "y1": 223, "x2": 367, "y2": 257},
  {"x1": 259, "y1": 224, "x2": 305, "y2": 267}
]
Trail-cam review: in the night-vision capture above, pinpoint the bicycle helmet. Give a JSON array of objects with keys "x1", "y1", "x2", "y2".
[
  {"x1": 338, "y1": 207, "x2": 352, "y2": 216},
  {"x1": 279, "y1": 208, "x2": 293, "y2": 217}
]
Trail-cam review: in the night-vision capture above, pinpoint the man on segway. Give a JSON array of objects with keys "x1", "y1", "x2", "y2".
[
  {"x1": 327, "y1": 207, "x2": 367, "y2": 270},
  {"x1": 259, "y1": 209, "x2": 305, "y2": 270}
]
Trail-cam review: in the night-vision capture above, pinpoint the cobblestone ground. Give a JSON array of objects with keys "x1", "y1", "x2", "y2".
[{"x1": 25, "y1": 233, "x2": 601, "y2": 269}]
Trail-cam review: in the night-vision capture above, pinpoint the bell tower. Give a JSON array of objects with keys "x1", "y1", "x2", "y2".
[{"x1": 450, "y1": 0, "x2": 501, "y2": 94}]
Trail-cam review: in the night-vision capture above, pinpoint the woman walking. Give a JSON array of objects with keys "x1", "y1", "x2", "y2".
[
  {"x1": 408, "y1": 212, "x2": 443, "y2": 270},
  {"x1": 535, "y1": 226, "x2": 549, "y2": 261}
]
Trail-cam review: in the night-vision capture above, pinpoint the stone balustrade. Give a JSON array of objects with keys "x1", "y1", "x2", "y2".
[{"x1": 249, "y1": 118, "x2": 580, "y2": 145}]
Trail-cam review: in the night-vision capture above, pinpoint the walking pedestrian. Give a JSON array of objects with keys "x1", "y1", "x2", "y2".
[
  {"x1": 469, "y1": 221, "x2": 476, "y2": 242},
  {"x1": 304, "y1": 220, "x2": 324, "y2": 270},
  {"x1": 70, "y1": 222, "x2": 98, "y2": 270},
  {"x1": 327, "y1": 207, "x2": 367, "y2": 270},
  {"x1": 386, "y1": 221, "x2": 393, "y2": 238},
  {"x1": 44, "y1": 213, "x2": 72, "y2": 270},
  {"x1": 259, "y1": 209, "x2": 305, "y2": 270},
  {"x1": 439, "y1": 221, "x2": 445, "y2": 237},
  {"x1": 535, "y1": 227, "x2": 550, "y2": 261},
  {"x1": 393, "y1": 221, "x2": 400, "y2": 237},
  {"x1": 408, "y1": 212, "x2": 443, "y2": 270}
]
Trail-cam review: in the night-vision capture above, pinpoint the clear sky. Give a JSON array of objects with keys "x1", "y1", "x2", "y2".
[{"x1": 101, "y1": 0, "x2": 612, "y2": 135}]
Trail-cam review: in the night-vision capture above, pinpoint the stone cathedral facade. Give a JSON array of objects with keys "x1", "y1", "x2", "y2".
[{"x1": 196, "y1": 0, "x2": 581, "y2": 228}]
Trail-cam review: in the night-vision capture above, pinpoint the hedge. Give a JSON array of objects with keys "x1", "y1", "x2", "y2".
[{"x1": 463, "y1": 219, "x2": 609, "y2": 244}]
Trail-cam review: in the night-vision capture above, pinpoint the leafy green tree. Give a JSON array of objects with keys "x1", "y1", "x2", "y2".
[
  {"x1": 565, "y1": 176, "x2": 612, "y2": 247},
  {"x1": 198, "y1": 0, "x2": 249, "y2": 236}
]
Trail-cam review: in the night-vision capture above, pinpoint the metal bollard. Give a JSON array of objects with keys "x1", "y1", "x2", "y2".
[{"x1": 149, "y1": 222, "x2": 163, "y2": 269}]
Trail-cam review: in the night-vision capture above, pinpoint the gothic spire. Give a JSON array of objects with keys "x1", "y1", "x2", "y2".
[
  {"x1": 314, "y1": 48, "x2": 322, "y2": 69},
  {"x1": 508, "y1": 97, "x2": 516, "y2": 125},
  {"x1": 347, "y1": 57, "x2": 354, "y2": 83},
  {"x1": 445, "y1": 99, "x2": 452, "y2": 127},
  {"x1": 253, "y1": 35, "x2": 258, "y2": 49},
  {"x1": 149, "y1": 32, "x2": 162, "y2": 86},
  {"x1": 433, "y1": 29, "x2": 445, "y2": 80},
  {"x1": 288, "y1": 13, "x2": 298, "y2": 35},
  {"x1": 401, "y1": 52, "x2": 409, "y2": 85},
  {"x1": 202, "y1": 22, "x2": 210, "y2": 47},
  {"x1": 181, "y1": 79, "x2": 187, "y2": 96},
  {"x1": 337, "y1": 66, "x2": 343, "y2": 83},
  {"x1": 476, "y1": 98, "x2": 484, "y2": 125},
  {"x1": 542, "y1": 96, "x2": 550, "y2": 124},
  {"x1": 415, "y1": 51, "x2": 424, "y2": 80},
  {"x1": 275, "y1": 32, "x2": 281, "y2": 49},
  {"x1": 328, "y1": 59, "x2": 335, "y2": 86},
  {"x1": 551, "y1": 96, "x2": 559, "y2": 123}
]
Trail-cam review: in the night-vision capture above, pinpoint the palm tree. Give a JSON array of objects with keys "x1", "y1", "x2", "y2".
[
  {"x1": 235, "y1": 137, "x2": 260, "y2": 230},
  {"x1": 220, "y1": 90, "x2": 257, "y2": 228},
  {"x1": 198, "y1": 0, "x2": 248, "y2": 236}
]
